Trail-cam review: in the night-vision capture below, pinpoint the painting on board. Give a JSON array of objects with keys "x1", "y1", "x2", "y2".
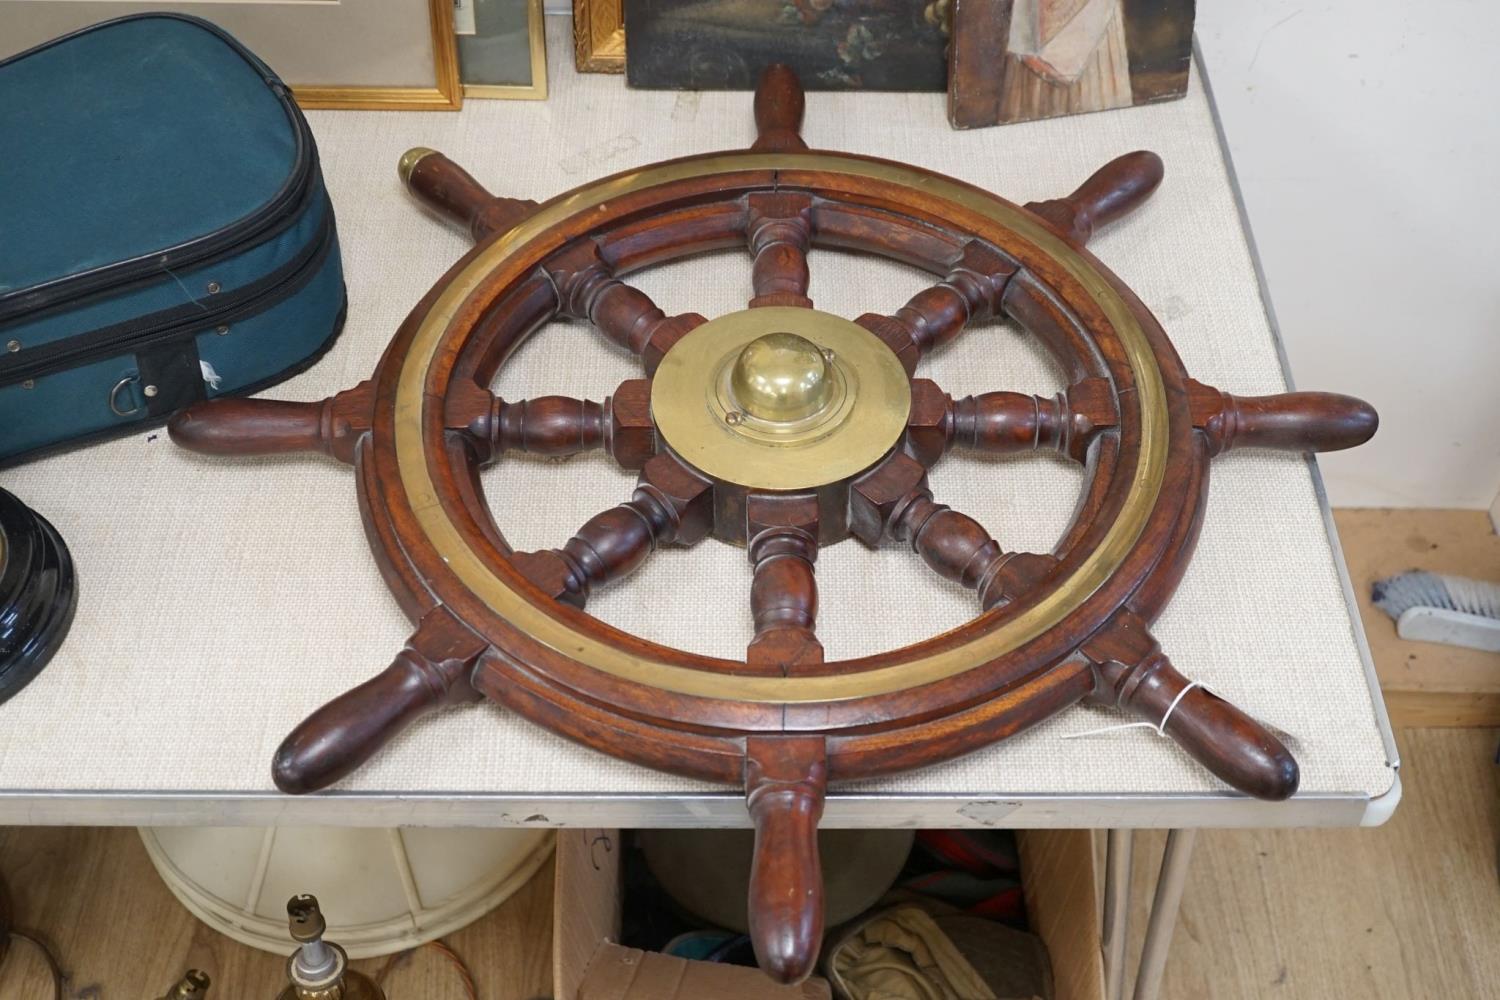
[
  {"x1": 949, "y1": 0, "x2": 1196, "y2": 129},
  {"x1": 624, "y1": 0, "x2": 952, "y2": 91}
]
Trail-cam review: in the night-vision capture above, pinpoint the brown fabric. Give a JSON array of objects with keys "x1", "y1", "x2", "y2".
[
  {"x1": 825, "y1": 901, "x2": 1052, "y2": 1000},
  {"x1": 827, "y1": 905, "x2": 996, "y2": 1000}
]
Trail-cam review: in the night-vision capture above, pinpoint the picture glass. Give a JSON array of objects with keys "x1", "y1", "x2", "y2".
[{"x1": 459, "y1": 0, "x2": 536, "y2": 86}]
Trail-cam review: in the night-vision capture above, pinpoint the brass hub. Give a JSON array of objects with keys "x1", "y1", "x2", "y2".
[
  {"x1": 729, "y1": 332, "x2": 836, "y2": 422},
  {"x1": 651, "y1": 307, "x2": 911, "y2": 491}
]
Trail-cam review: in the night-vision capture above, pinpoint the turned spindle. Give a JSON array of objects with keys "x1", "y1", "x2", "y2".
[
  {"x1": 1082, "y1": 611, "x2": 1299, "y2": 801},
  {"x1": 272, "y1": 609, "x2": 485, "y2": 794},
  {"x1": 858, "y1": 242, "x2": 1017, "y2": 371},
  {"x1": 747, "y1": 527, "x2": 821, "y2": 669},
  {"x1": 745, "y1": 736, "x2": 826, "y2": 985},
  {"x1": 751, "y1": 64, "x2": 808, "y2": 152},
  {"x1": 515, "y1": 454, "x2": 712, "y2": 607},
  {"x1": 167, "y1": 383, "x2": 372, "y2": 464},
  {"x1": 747, "y1": 193, "x2": 814, "y2": 309},
  {"x1": 397, "y1": 148, "x2": 537, "y2": 242},
  {"x1": 545, "y1": 242, "x2": 707, "y2": 373},
  {"x1": 1188, "y1": 381, "x2": 1378, "y2": 455},
  {"x1": 1026, "y1": 151, "x2": 1165, "y2": 246}
]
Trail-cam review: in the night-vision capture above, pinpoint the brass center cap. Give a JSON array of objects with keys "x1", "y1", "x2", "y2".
[
  {"x1": 729, "y1": 332, "x2": 834, "y2": 422},
  {"x1": 651, "y1": 307, "x2": 911, "y2": 491}
]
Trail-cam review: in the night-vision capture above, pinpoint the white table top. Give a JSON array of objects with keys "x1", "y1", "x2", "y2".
[{"x1": 0, "y1": 26, "x2": 1398, "y2": 830}]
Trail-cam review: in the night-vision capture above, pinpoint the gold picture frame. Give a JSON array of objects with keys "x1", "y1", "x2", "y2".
[
  {"x1": 0, "y1": 0, "x2": 465, "y2": 111},
  {"x1": 462, "y1": 0, "x2": 550, "y2": 100},
  {"x1": 573, "y1": 0, "x2": 625, "y2": 73},
  {"x1": 295, "y1": 0, "x2": 462, "y2": 111}
]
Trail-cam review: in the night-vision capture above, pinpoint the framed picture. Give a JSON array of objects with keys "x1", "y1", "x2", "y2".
[
  {"x1": 948, "y1": 0, "x2": 1196, "y2": 128},
  {"x1": 460, "y1": 0, "x2": 549, "y2": 99},
  {"x1": 622, "y1": 0, "x2": 949, "y2": 91},
  {"x1": 573, "y1": 0, "x2": 625, "y2": 73},
  {"x1": 0, "y1": 0, "x2": 463, "y2": 110}
]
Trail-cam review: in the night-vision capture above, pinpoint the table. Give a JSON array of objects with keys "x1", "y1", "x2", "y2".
[{"x1": 0, "y1": 23, "x2": 1398, "y2": 1000}]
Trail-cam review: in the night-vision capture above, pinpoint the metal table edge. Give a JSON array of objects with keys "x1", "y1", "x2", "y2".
[
  {"x1": 0, "y1": 788, "x2": 1377, "y2": 829},
  {"x1": 1194, "y1": 37, "x2": 1402, "y2": 781}
]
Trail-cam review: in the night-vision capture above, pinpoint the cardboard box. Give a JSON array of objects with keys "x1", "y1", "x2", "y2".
[{"x1": 554, "y1": 828, "x2": 1104, "y2": 1000}]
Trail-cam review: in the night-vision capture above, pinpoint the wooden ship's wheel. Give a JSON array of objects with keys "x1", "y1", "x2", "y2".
[{"x1": 170, "y1": 68, "x2": 1377, "y2": 983}]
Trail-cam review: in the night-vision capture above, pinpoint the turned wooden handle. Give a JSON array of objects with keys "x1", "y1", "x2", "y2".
[
  {"x1": 745, "y1": 737, "x2": 826, "y2": 985},
  {"x1": 1028, "y1": 151, "x2": 1164, "y2": 244},
  {"x1": 397, "y1": 147, "x2": 536, "y2": 242},
  {"x1": 169, "y1": 398, "x2": 327, "y2": 457},
  {"x1": 1195, "y1": 388, "x2": 1378, "y2": 455},
  {"x1": 752, "y1": 64, "x2": 808, "y2": 152},
  {"x1": 1144, "y1": 660, "x2": 1299, "y2": 801},
  {"x1": 273, "y1": 613, "x2": 483, "y2": 794},
  {"x1": 1086, "y1": 614, "x2": 1298, "y2": 801},
  {"x1": 272, "y1": 650, "x2": 454, "y2": 794}
]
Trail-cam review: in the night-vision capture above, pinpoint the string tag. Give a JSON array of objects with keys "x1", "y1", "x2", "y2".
[{"x1": 1062, "y1": 679, "x2": 1203, "y2": 741}]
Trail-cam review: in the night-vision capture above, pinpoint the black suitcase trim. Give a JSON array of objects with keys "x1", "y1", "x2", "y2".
[
  {"x1": 0, "y1": 212, "x2": 338, "y2": 386},
  {"x1": 0, "y1": 13, "x2": 318, "y2": 324},
  {"x1": 0, "y1": 295, "x2": 348, "y2": 471}
]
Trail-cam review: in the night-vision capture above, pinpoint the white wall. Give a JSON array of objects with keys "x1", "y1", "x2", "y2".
[{"x1": 1196, "y1": 1, "x2": 1500, "y2": 508}]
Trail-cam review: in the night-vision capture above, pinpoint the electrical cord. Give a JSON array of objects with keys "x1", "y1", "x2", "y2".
[{"x1": 374, "y1": 938, "x2": 478, "y2": 1000}]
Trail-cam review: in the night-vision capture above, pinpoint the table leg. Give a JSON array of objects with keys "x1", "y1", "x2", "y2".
[
  {"x1": 1131, "y1": 827, "x2": 1198, "y2": 1000},
  {"x1": 1102, "y1": 828, "x2": 1134, "y2": 1000}
]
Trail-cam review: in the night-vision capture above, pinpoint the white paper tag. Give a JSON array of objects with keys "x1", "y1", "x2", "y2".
[{"x1": 453, "y1": 0, "x2": 477, "y2": 36}]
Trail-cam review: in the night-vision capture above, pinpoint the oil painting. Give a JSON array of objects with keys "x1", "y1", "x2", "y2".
[
  {"x1": 624, "y1": 0, "x2": 952, "y2": 91},
  {"x1": 949, "y1": 0, "x2": 1195, "y2": 128}
]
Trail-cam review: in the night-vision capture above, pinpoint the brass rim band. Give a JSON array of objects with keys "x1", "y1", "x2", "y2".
[{"x1": 393, "y1": 152, "x2": 1169, "y2": 704}]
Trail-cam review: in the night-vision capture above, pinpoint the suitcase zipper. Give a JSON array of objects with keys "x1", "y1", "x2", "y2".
[
  {"x1": 0, "y1": 214, "x2": 335, "y2": 387},
  {"x1": 0, "y1": 14, "x2": 318, "y2": 324}
]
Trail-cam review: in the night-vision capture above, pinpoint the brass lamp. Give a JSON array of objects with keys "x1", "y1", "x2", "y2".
[
  {"x1": 156, "y1": 970, "x2": 211, "y2": 998},
  {"x1": 276, "y1": 895, "x2": 384, "y2": 1000}
]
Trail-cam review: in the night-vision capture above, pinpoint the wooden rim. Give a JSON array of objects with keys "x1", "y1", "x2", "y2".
[{"x1": 363, "y1": 150, "x2": 1195, "y2": 736}]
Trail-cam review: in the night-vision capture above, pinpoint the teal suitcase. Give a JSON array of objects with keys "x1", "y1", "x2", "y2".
[{"x1": 0, "y1": 13, "x2": 346, "y2": 465}]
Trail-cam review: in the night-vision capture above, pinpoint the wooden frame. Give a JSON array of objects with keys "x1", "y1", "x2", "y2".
[
  {"x1": 573, "y1": 0, "x2": 625, "y2": 73},
  {"x1": 294, "y1": 0, "x2": 462, "y2": 111},
  {"x1": 462, "y1": 0, "x2": 549, "y2": 101},
  {"x1": 0, "y1": 0, "x2": 463, "y2": 111}
]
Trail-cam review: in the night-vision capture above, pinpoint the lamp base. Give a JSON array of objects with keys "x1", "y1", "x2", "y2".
[{"x1": 0, "y1": 489, "x2": 77, "y2": 706}]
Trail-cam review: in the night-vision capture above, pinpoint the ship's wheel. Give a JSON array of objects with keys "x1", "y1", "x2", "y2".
[{"x1": 170, "y1": 66, "x2": 1377, "y2": 983}]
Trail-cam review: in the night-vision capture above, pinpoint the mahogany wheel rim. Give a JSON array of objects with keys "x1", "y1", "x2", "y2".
[
  {"x1": 360, "y1": 149, "x2": 1199, "y2": 770},
  {"x1": 165, "y1": 68, "x2": 1379, "y2": 984}
]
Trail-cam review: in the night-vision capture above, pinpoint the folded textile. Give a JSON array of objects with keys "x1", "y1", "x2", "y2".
[{"x1": 824, "y1": 903, "x2": 1051, "y2": 1000}]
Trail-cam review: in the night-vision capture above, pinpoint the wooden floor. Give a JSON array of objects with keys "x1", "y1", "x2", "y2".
[
  {"x1": 1, "y1": 510, "x2": 1497, "y2": 998},
  {"x1": 0, "y1": 827, "x2": 554, "y2": 998},
  {"x1": 1334, "y1": 509, "x2": 1500, "y2": 726},
  {"x1": 1135, "y1": 726, "x2": 1500, "y2": 1000}
]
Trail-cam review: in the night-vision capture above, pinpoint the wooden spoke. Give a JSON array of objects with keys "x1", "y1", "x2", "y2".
[
  {"x1": 1081, "y1": 610, "x2": 1299, "y2": 801},
  {"x1": 746, "y1": 496, "x2": 823, "y2": 670},
  {"x1": 444, "y1": 378, "x2": 656, "y2": 469},
  {"x1": 514, "y1": 453, "x2": 712, "y2": 607},
  {"x1": 905, "y1": 376, "x2": 1119, "y2": 466},
  {"x1": 545, "y1": 241, "x2": 706, "y2": 374},
  {"x1": 272, "y1": 606, "x2": 485, "y2": 793},
  {"x1": 745, "y1": 735, "x2": 827, "y2": 985},
  {"x1": 1025, "y1": 151, "x2": 1164, "y2": 246},
  {"x1": 398, "y1": 149, "x2": 539, "y2": 243},
  {"x1": 856, "y1": 241, "x2": 1017, "y2": 373},
  {"x1": 750, "y1": 64, "x2": 808, "y2": 153},
  {"x1": 167, "y1": 381, "x2": 373, "y2": 464},
  {"x1": 850, "y1": 454, "x2": 1056, "y2": 609},
  {"x1": 1187, "y1": 380, "x2": 1378, "y2": 455},
  {"x1": 747, "y1": 192, "x2": 813, "y2": 308}
]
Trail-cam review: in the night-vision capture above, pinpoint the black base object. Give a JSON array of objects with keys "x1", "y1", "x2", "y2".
[{"x1": 0, "y1": 489, "x2": 77, "y2": 705}]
